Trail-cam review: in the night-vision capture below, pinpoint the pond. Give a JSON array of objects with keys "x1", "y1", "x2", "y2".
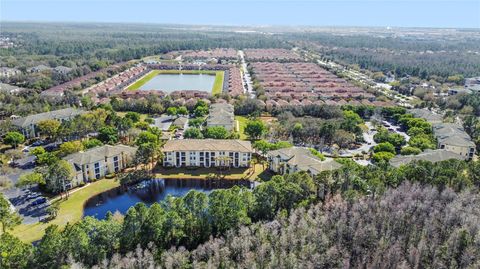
[
  {"x1": 83, "y1": 178, "x2": 254, "y2": 219},
  {"x1": 138, "y1": 73, "x2": 215, "y2": 92}
]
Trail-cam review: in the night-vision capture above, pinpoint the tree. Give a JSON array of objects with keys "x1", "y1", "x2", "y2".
[
  {"x1": 194, "y1": 105, "x2": 209, "y2": 117},
  {"x1": 373, "y1": 142, "x2": 396, "y2": 154},
  {"x1": 46, "y1": 203, "x2": 60, "y2": 219},
  {"x1": 135, "y1": 142, "x2": 160, "y2": 170},
  {"x1": 408, "y1": 135, "x2": 435, "y2": 150},
  {"x1": 184, "y1": 128, "x2": 203, "y2": 139},
  {"x1": 3, "y1": 132, "x2": 25, "y2": 148},
  {"x1": 36, "y1": 151, "x2": 58, "y2": 166},
  {"x1": 136, "y1": 131, "x2": 158, "y2": 146},
  {"x1": 208, "y1": 186, "x2": 253, "y2": 235},
  {"x1": 30, "y1": 146, "x2": 46, "y2": 157},
  {"x1": 125, "y1": 112, "x2": 141, "y2": 123},
  {"x1": 341, "y1": 110, "x2": 363, "y2": 133},
  {"x1": 400, "y1": 146, "x2": 422, "y2": 155},
  {"x1": 58, "y1": 141, "x2": 83, "y2": 157},
  {"x1": 35, "y1": 225, "x2": 65, "y2": 268},
  {"x1": 0, "y1": 193, "x2": 22, "y2": 233},
  {"x1": 177, "y1": 106, "x2": 188, "y2": 116},
  {"x1": 188, "y1": 118, "x2": 205, "y2": 128},
  {"x1": 98, "y1": 126, "x2": 119, "y2": 144},
  {"x1": 82, "y1": 138, "x2": 103, "y2": 149},
  {"x1": 372, "y1": 151, "x2": 395, "y2": 163},
  {"x1": 37, "y1": 119, "x2": 61, "y2": 139},
  {"x1": 203, "y1": 126, "x2": 229, "y2": 139},
  {"x1": 0, "y1": 232, "x2": 33, "y2": 269},
  {"x1": 166, "y1": 107, "x2": 177, "y2": 116},
  {"x1": 245, "y1": 119, "x2": 267, "y2": 140},
  {"x1": 16, "y1": 172, "x2": 45, "y2": 189},
  {"x1": 45, "y1": 160, "x2": 75, "y2": 197}
]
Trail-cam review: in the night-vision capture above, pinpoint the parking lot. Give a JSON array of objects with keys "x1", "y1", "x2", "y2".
[{"x1": 3, "y1": 187, "x2": 49, "y2": 224}]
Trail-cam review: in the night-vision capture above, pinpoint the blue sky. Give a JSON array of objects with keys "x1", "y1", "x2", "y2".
[{"x1": 1, "y1": 0, "x2": 479, "y2": 28}]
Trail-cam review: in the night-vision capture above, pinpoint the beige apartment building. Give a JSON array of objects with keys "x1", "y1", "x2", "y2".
[
  {"x1": 63, "y1": 144, "x2": 137, "y2": 186},
  {"x1": 162, "y1": 139, "x2": 253, "y2": 168}
]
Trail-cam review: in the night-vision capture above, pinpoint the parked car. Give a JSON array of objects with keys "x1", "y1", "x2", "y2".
[
  {"x1": 26, "y1": 192, "x2": 41, "y2": 200},
  {"x1": 31, "y1": 197, "x2": 47, "y2": 206},
  {"x1": 31, "y1": 140, "x2": 46, "y2": 147}
]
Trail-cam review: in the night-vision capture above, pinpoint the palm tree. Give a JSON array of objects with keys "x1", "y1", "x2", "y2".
[{"x1": 214, "y1": 156, "x2": 232, "y2": 171}]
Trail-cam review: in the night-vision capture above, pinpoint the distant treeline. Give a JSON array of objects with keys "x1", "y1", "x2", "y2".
[{"x1": 292, "y1": 32, "x2": 480, "y2": 79}]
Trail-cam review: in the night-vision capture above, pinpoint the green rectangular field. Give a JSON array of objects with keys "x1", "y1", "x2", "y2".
[{"x1": 126, "y1": 69, "x2": 224, "y2": 95}]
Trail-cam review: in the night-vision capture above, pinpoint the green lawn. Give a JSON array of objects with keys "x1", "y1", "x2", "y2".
[
  {"x1": 212, "y1": 71, "x2": 224, "y2": 95},
  {"x1": 126, "y1": 69, "x2": 225, "y2": 95},
  {"x1": 235, "y1": 115, "x2": 248, "y2": 140},
  {"x1": 10, "y1": 179, "x2": 120, "y2": 243}
]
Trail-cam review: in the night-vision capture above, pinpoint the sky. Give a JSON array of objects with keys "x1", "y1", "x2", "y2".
[{"x1": 1, "y1": 0, "x2": 479, "y2": 28}]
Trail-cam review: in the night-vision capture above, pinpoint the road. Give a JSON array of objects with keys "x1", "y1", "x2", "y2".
[{"x1": 238, "y1": 50, "x2": 255, "y2": 98}]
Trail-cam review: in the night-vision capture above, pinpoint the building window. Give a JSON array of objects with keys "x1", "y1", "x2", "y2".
[
  {"x1": 113, "y1": 156, "x2": 119, "y2": 172},
  {"x1": 94, "y1": 162, "x2": 101, "y2": 179}
]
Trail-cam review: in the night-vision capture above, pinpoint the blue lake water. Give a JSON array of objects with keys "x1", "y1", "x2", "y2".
[
  {"x1": 83, "y1": 178, "x2": 253, "y2": 219},
  {"x1": 138, "y1": 73, "x2": 215, "y2": 92}
]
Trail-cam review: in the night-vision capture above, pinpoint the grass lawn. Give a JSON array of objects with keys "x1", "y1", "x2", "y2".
[
  {"x1": 116, "y1": 111, "x2": 149, "y2": 121},
  {"x1": 154, "y1": 164, "x2": 266, "y2": 180},
  {"x1": 10, "y1": 179, "x2": 120, "y2": 243},
  {"x1": 126, "y1": 69, "x2": 224, "y2": 95},
  {"x1": 235, "y1": 115, "x2": 248, "y2": 140},
  {"x1": 211, "y1": 71, "x2": 224, "y2": 95}
]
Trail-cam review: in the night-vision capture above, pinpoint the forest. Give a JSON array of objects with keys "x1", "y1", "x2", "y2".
[
  {"x1": 1, "y1": 158, "x2": 479, "y2": 268},
  {"x1": 293, "y1": 31, "x2": 480, "y2": 79},
  {"x1": 0, "y1": 22, "x2": 288, "y2": 90}
]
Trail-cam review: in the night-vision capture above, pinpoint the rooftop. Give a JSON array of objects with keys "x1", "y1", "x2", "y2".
[
  {"x1": 433, "y1": 123, "x2": 475, "y2": 147},
  {"x1": 268, "y1": 147, "x2": 342, "y2": 173},
  {"x1": 163, "y1": 139, "x2": 253, "y2": 152},
  {"x1": 12, "y1": 107, "x2": 85, "y2": 128},
  {"x1": 409, "y1": 108, "x2": 443, "y2": 123},
  {"x1": 64, "y1": 144, "x2": 137, "y2": 166},
  {"x1": 390, "y1": 149, "x2": 467, "y2": 167}
]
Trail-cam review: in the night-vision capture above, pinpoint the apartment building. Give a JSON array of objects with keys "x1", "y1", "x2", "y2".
[
  {"x1": 64, "y1": 144, "x2": 137, "y2": 186},
  {"x1": 206, "y1": 103, "x2": 235, "y2": 131},
  {"x1": 162, "y1": 139, "x2": 253, "y2": 168},
  {"x1": 433, "y1": 123, "x2": 476, "y2": 160},
  {"x1": 12, "y1": 108, "x2": 85, "y2": 138},
  {"x1": 267, "y1": 147, "x2": 342, "y2": 176}
]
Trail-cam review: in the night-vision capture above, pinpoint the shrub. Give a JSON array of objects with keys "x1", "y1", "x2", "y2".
[
  {"x1": 372, "y1": 151, "x2": 395, "y2": 163},
  {"x1": 373, "y1": 142, "x2": 396, "y2": 154}
]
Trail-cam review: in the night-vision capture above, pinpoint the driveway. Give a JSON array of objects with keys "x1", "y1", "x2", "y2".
[{"x1": 152, "y1": 115, "x2": 174, "y2": 131}]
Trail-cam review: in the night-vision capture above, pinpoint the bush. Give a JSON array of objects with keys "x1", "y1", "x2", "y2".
[
  {"x1": 373, "y1": 142, "x2": 396, "y2": 154},
  {"x1": 372, "y1": 151, "x2": 395, "y2": 163},
  {"x1": 105, "y1": 173, "x2": 115, "y2": 179}
]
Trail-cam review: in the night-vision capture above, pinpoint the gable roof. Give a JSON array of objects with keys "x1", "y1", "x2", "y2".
[
  {"x1": 409, "y1": 108, "x2": 443, "y2": 124},
  {"x1": 433, "y1": 123, "x2": 475, "y2": 147},
  {"x1": 172, "y1": 116, "x2": 189, "y2": 128},
  {"x1": 207, "y1": 103, "x2": 234, "y2": 127},
  {"x1": 163, "y1": 139, "x2": 253, "y2": 153},
  {"x1": 64, "y1": 144, "x2": 137, "y2": 166},
  {"x1": 389, "y1": 149, "x2": 467, "y2": 168},
  {"x1": 267, "y1": 147, "x2": 342, "y2": 173},
  {"x1": 12, "y1": 108, "x2": 85, "y2": 128}
]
